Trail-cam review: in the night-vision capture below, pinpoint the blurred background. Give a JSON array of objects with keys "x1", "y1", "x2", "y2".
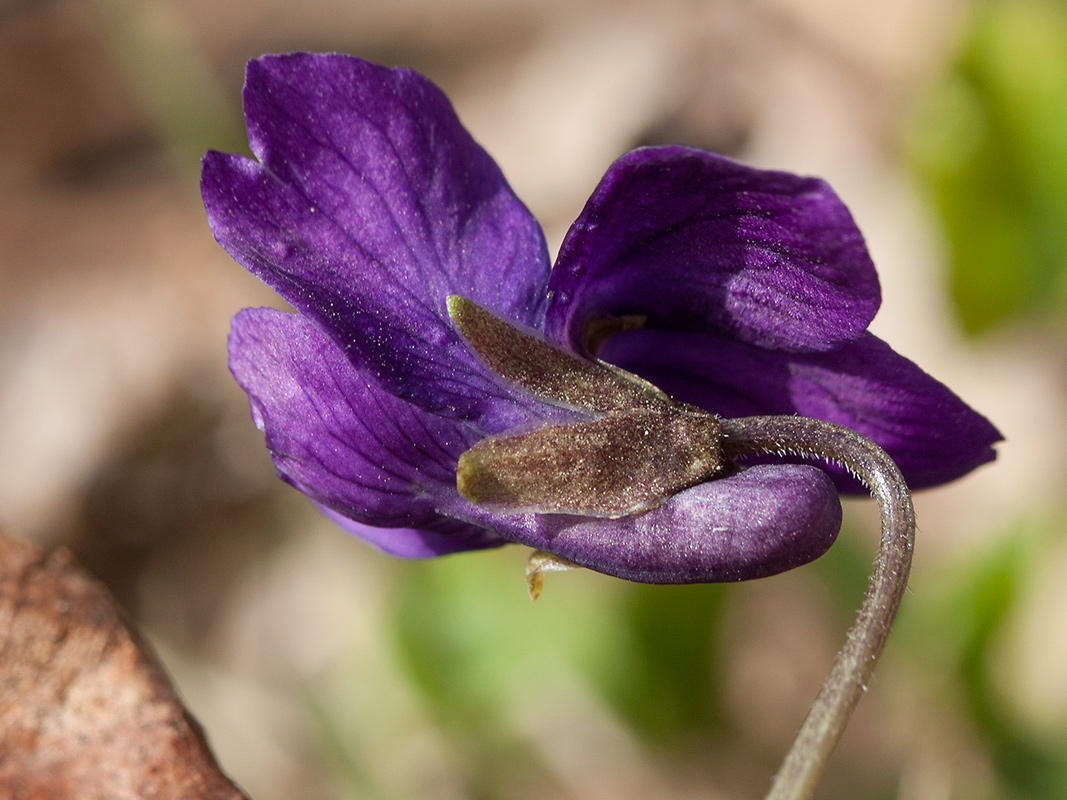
[{"x1": 1, "y1": 0, "x2": 1065, "y2": 797}]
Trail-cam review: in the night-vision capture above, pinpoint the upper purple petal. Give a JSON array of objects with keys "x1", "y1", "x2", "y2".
[
  {"x1": 203, "y1": 53, "x2": 552, "y2": 430},
  {"x1": 443, "y1": 464, "x2": 842, "y2": 583},
  {"x1": 545, "y1": 147, "x2": 881, "y2": 354},
  {"x1": 229, "y1": 306, "x2": 505, "y2": 557},
  {"x1": 599, "y1": 328, "x2": 1002, "y2": 492}
]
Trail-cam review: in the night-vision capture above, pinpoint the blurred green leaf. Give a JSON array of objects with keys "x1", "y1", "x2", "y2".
[
  {"x1": 392, "y1": 548, "x2": 733, "y2": 753},
  {"x1": 907, "y1": 0, "x2": 1067, "y2": 335},
  {"x1": 896, "y1": 518, "x2": 1067, "y2": 798},
  {"x1": 392, "y1": 549, "x2": 633, "y2": 729},
  {"x1": 606, "y1": 582, "x2": 729, "y2": 742}
]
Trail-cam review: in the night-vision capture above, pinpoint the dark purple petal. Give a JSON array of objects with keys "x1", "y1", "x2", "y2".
[
  {"x1": 313, "y1": 504, "x2": 502, "y2": 559},
  {"x1": 443, "y1": 464, "x2": 842, "y2": 583},
  {"x1": 229, "y1": 307, "x2": 504, "y2": 556},
  {"x1": 599, "y1": 328, "x2": 1002, "y2": 491},
  {"x1": 545, "y1": 146, "x2": 881, "y2": 354},
  {"x1": 203, "y1": 53, "x2": 552, "y2": 430}
]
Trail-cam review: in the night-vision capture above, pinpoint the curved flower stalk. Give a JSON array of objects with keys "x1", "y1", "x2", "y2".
[
  {"x1": 203, "y1": 53, "x2": 1001, "y2": 799},
  {"x1": 722, "y1": 416, "x2": 914, "y2": 799}
]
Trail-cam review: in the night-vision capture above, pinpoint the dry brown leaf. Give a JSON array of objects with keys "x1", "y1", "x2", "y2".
[{"x1": 0, "y1": 532, "x2": 248, "y2": 800}]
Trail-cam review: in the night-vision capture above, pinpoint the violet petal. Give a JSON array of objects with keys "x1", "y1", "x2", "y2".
[
  {"x1": 545, "y1": 146, "x2": 881, "y2": 354},
  {"x1": 443, "y1": 464, "x2": 842, "y2": 583},
  {"x1": 203, "y1": 53, "x2": 552, "y2": 431},
  {"x1": 313, "y1": 503, "x2": 503, "y2": 559},
  {"x1": 599, "y1": 328, "x2": 1002, "y2": 491},
  {"x1": 229, "y1": 307, "x2": 504, "y2": 556}
]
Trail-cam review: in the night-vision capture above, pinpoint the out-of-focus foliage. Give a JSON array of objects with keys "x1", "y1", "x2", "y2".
[
  {"x1": 392, "y1": 551, "x2": 729, "y2": 747},
  {"x1": 903, "y1": 4, "x2": 1067, "y2": 794},
  {"x1": 908, "y1": 0, "x2": 1067, "y2": 335},
  {"x1": 897, "y1": 519, "x2": 1067, "y2": 799}
]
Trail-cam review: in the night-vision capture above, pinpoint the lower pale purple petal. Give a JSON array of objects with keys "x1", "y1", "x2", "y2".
[
  {"x1": 443, "y1": 464, "x2": 842, "y2": 584},
  {"x1": 229, "y1": 307, "x2": 504, "y2": 556},
  {"x1": 545, "y1": 146, "x2": 881, "y2": 355},
  {"x1": 314, "y1": 504, "x2": 503, "y2": 559},
  {"x1": 599, "y1": 328, "x2": 1002, "y2": 491}
]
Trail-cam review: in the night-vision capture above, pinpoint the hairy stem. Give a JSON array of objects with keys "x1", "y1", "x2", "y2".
[{"x1": 719, "y1": 416, "x2": 915, "y2": 800}]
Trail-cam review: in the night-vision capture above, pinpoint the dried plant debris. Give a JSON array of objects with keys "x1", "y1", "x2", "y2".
[{"x1": 0, "y1": 532, "x2": 248, "y2": 800}]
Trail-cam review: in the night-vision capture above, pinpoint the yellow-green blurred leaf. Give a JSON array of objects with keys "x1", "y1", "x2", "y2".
[{"x1": 908, "y1": 0, "x2": 1067, "y2": 335}]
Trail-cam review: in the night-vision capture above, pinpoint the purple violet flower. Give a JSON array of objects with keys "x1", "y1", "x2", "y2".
[{"x1": 202, "y1": 52, "x2": 1000, "y2": 585}]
